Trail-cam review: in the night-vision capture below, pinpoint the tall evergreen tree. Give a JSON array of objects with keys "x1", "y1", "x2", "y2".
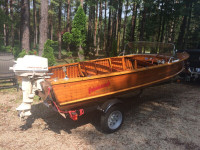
[{"x1": 63, "y1": 6, "x2": 86, "y2": 60}]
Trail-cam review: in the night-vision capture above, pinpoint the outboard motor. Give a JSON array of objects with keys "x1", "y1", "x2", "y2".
[{"x1": 10, "y1": 55, "x2": 48, "y2": 118}]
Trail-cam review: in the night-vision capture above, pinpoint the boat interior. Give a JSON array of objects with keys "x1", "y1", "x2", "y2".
[{"x1": 49, "y1": 55, "x2": 172, "y2": 79}]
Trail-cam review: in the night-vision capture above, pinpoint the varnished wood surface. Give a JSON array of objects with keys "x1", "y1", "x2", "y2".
[{"x1": 44, "y1": 52, "x2": 189, "y2": 110}]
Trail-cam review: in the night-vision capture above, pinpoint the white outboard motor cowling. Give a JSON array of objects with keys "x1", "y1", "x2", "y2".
[{"x1": 10, "y1": 55, "x2": 49, "y2": 118}]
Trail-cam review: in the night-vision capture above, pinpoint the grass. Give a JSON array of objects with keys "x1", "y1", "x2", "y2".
[
  {"x1": 0, "y1": 87, "x2": 18, "y2": 93},
  {"x1": 15, "y1": 97, "x2": 22, "y2": 104},
  {"x1": 33, "y1": 95, "x2": 40, "y2": 103}
]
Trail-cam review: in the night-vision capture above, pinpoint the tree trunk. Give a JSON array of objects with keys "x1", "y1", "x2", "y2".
[
  {"x1": 86, "y1": 5, "x2": 93, "y2": 56},
  {"x1": 122, "y1": 0, "x2": 129, "y2": 50},
  {"x1": 67, "y1": 0, "x2": 70, "y2": 32},
  {"x1": 10, "y1": 0, "x2": 14, "y2": 47},
  {"x1": 4, "y1": 24, "x2": 7, "y2": 46},
  {"x1": 58, "y1": 0, "x2": 62, "y2": 59},
  {"x1": 171, "y1": 18, "x2": 176, "y2": 43},
  {"x1": 94, "y1": 1, "x2": 98, "y2": 51},
  {"x1": 157, "y1": 1, "x2": 163, "y2": 42},
  {"x1": 38, "y1": 0, "x2": 48, "y2": 56},
  {"x1": 106, "y1": 0, "x2": 113, "y2": 57},
  {"x1": 17, "y1": 0, "x2": 21, "y2": 46},
  {"x1": 91, "y1": 4, "x2": 96, "y2": 55},
  {"x1": 21, "y1": 0, "x2": 30, "y2": 52},
  {"x1": 33, "y1": 0, "x2": 37, "y2": 48},
  {"x1": 35, "y1": 6, "x2": 38, "y2": 46},
  {"x1": 49, "y1": 2, "x2": 53, "y2": 40},
  {"x1": 78, "y1": 45, "x2": 84, "y2": 61},
  {"x1": 97, "y1": 0, "x2": 102, "y2": 55},
  {"x1": 160, "y1": 14, "x2": 165, "y2": 42},
  {"x1": 130, "y1": 2, "x2": 137, "y2": 41},
  {"x1": 111, "y1": 9, "x2": 117, "y2": 56},
  {"x1": 103, "y1": 0, "x2": 107, "y2": 52},
  {"x1": 139, "y1": 2, "x2": 147, "y2": 41},
  {"x1": 80, "y1": 0, "x2": 84, "y2": 8},
  {"x1": 177, "y1": 1, "x2": 189, "y2": 49},
  {"x1": 117, "y1": 0, "x2": 122, "y2": 53},
  {"x1": 177, "y1": 16, "x2": 187, "y2": 49},
  {"x1": 110, "y1": 11, "x2": 113, "y2": 43},
  {"x1": 184, "y1": 1, "x2": 192, "y2": 49},
  {"x1": 50, "y1": 23, "x2": 53, "y2": 40},
  {"x1": 4, "y1": 0, "x2": 9, "y2": 46},
  {"x1": 83, "y1": 0, "x2": 87, "y2": 14},
  {"x1": 112, "y1": 11, "x2": 117, "y2": 41}
]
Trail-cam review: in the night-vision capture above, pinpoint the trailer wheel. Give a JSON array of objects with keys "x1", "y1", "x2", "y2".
[{"x1": 100, "y1": 106, "x2": 124, "y2": 133}]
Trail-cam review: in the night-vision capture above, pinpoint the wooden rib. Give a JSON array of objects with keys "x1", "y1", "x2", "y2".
[
  {"x1": 78, "y1": 63, "x2": 84, "y2": 77},
  {"x1": 134, "y1": 60, "x2": 137, "y2": 69},
  {"x1": 122, "y1": 57, "x2": 126, "y2": 70}
]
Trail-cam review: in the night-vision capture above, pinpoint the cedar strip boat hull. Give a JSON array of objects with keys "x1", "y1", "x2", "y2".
[{"x1": 40, "y1": 52, "x2": 189, "y2": 111}]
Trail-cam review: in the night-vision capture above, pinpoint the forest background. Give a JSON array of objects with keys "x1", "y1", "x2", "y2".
[{"x1": 0, "y1": 0, "x2": 199, "y2": 66}]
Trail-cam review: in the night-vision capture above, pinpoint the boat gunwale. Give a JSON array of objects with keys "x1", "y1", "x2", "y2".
[
  {"x1": 49, "y1": 52, "x2": 189, "y2": 85},
  {"x1": 48, "y1": 53, "x2": 170, "y2": 69}
]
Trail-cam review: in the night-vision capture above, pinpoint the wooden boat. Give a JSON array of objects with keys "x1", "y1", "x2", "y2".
[
  {"x1": 38, "y1": 52, "x2": 189, "y2": 112},
  {"x1": 34, "y1": 50, "x2": 189, "y2": 133}
]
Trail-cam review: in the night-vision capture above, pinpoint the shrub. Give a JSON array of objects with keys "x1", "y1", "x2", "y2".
[
  {"x1": 18, "y1": 50, "x2": 27, "y2": 58},
  {"x1": 42, "y1": 40, "x2": 56, "y2": 66},
  {"x1": 29, "y1": 49, "x2": 38, "y2": 55},
  {"x1": 66, "y1": 51, "x2": 73, "y2": 57},
  {"x1": 0, "y1": 45, "x2": 12, "y2": 52},
  {"x1": 12, "y1": 47, "x2": 21, "y2": 58},
  {"x1": 16, "y1": 49, "x2": 38, "y2": 58}
]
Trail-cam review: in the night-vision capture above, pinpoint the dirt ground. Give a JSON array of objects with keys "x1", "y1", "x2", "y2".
[{"x1": 0, "y1": 81, "x2": 200, "y2": 150}]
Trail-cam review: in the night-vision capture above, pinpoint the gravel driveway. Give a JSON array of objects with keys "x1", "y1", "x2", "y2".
[{"x1": 0, "y1": 82, "x2": 200, "y2": 150}]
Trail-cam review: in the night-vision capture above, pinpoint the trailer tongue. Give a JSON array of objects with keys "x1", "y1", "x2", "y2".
[{"x1": 10, "y1": 55, "x2": 48, "y2": 118}]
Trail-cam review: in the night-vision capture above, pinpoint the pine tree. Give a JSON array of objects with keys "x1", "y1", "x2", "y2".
[{"x1": 63, "y1": 6, "x2": 86, "y2": 61}]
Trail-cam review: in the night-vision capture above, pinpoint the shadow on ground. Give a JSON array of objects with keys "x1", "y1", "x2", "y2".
[
  {"x1": 20, "y1": 82, "x2": 200, "y2": 135},
  {"x1": 20, "y1": 103, "x2": 99, "y2": 134}
]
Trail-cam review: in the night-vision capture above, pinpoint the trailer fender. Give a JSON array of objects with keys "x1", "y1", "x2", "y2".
[{"x1": 98, "y1": 99, "x2": 123, "y2": 114}]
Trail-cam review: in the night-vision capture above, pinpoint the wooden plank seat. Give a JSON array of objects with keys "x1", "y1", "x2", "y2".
[
  {"x1": 80, "y1": 59, "x2": 111, "y2": 76},
  {"x1": 49, "y1": 64, "x2": 83, "y2": 79},
  {"x1": 124, "y1": 56, "x2": 154, "y2": 70},
  {"x1": 110, "y1": 57, "x2": 124, "y2": 72},
  {"x1": 80, "y1": 62, "x2": 97, "y2": 76},
  {"x1": 49, "y1": 67, "x2": 65, "y2": 79},
  {"x1": 95, "y1": 59, "x2": 111, "y2": 74},
  {"x1": 136, "y1": 59, "x2": 154, "y2": 67},
  {"x1": 66, "y1": 64, "x2": 84, "y2": 78},
  {"x1": 124, "y1": 57, "x2": 135, "y2": 70},
  {"x1": 49, "y1": 56, "x2": 156, "y2": 79}
]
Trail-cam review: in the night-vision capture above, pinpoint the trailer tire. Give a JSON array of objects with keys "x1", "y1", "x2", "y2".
[{"x1": 100, "y1": 106, "x2": 124, "y2": 133}]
